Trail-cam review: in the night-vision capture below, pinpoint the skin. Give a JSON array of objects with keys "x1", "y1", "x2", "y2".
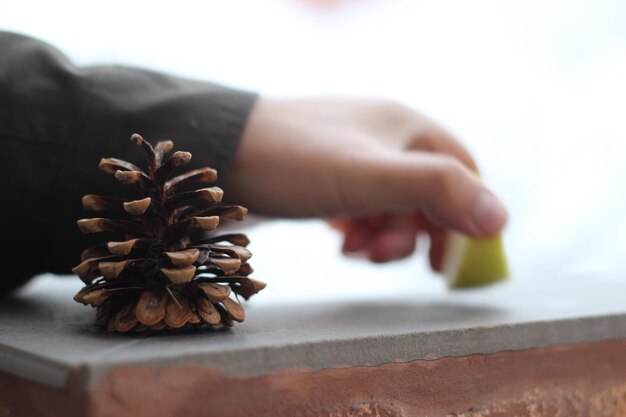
[{"x1": 226, "y1": 98, "x2": 508, "y2": 270}]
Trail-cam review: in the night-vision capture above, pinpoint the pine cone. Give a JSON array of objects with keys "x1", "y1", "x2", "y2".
[{"x1": 72, "y1": 134, "x2": 265, "y2": 332}]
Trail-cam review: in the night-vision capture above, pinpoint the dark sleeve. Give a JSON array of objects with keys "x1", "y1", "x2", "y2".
[{"x1": 0, "y1": 31, "x2": 258, "y2": 289}]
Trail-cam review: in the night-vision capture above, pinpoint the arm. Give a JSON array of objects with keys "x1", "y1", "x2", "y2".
[
  {"x1": 0, "y1": 32, "x2": 508, "y2": 292},
  {"x1": 0, "y1": 31, "x2": 257, "y2": 289}
]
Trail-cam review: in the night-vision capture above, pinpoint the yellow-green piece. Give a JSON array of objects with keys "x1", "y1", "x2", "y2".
[{"x1": 441, "y1": 232, "x2": 509, "y2": 288}]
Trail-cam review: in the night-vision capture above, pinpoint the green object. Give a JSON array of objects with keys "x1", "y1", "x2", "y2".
[{"x1": 442, "y1": 232, "x2": 509, "y2": 288}]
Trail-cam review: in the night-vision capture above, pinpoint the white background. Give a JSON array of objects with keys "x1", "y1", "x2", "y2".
[{"x1": 2, "y1": 0, "x2": 625, "y2": 304}]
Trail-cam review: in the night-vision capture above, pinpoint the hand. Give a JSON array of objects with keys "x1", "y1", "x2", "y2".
[{"x1": 226, "y1": 98, "x2": 508, "y2": 268}]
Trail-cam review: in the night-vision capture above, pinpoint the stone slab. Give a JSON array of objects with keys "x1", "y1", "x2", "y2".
[
  {"x1": 2, "y1": 339, "x2": 626, "y2": 417},
  {"x1": 1, "y1": 273, "x2": 625, "y2": 392}
]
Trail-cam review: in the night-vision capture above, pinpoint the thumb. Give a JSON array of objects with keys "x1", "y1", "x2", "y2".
[{"x1": 343, "y1": 152, "x2": 508, "y2": 238}]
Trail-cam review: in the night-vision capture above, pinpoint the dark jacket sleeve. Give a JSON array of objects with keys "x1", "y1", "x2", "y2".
[{"x1": 0, "y1": 31, "x2": 258, "y2": 289}]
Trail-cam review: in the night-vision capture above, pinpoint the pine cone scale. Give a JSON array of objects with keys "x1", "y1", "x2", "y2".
[
  {"x1": 161, "y1": 266, "x2": 197, "y2": 284},
  {"x1": 135, "y1": 290, "x2": 167, "y2": 326},
  {"x1": 164, "y1": 249, "x2": 200, "y2": 267},
  {"x1": 164, "y1": 296, "x2": 195, "y2": 329},
  {"x1": 165, "y1": 167, "x2": 217, "y2": 191},
  {"x1": 98, "y1": 157, "x2": 142, "y2": 174},
  {"x1": 197, "y1": 282, "x2": 231, "y2": 303},
  {"x1": 195, "y1": 296, "x2": 221, "y2": 325},
  {"x1": 107, "y1": 239, "x2": 140, "y2": 256}
]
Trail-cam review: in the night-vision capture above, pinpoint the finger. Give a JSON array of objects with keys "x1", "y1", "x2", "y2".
[
  {"x1": 427, "y1": 226, "x2": 446, "y2": 272},
  {"x1": 327, "y1": 219, "x2": 350, "y2": 232},
  {"x1": 339, "y1": 214, "x2": 392, "y2": 254},
  {"x1": 341, "y1": 221, "x2": 373, "y2": 253},
  {"x1": 328, "y1": 217, "x2": 371, "y2": 253},
  {"x1": 336, "y1": 214, "x2": 422, "y2": 262},
  {"x1": 342, "y1": 152, "x2": 508, "y2": 237},
  {"x1": 407, "y1": 120, "x2": 479, "y2": 173},
  {"x1": 367, "y1": 222, "x2": 418, "y2": 263},
  {"x1": 409, "y1": 213, "x2": 445, "y2": 271},
  {"x1": 409, "y1": 213, "x2": 446, "y2": 272}
]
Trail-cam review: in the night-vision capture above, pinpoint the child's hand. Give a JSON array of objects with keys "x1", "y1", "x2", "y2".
[{"x1": 227, "y1": 98, "x2": 507, "y2": 267}]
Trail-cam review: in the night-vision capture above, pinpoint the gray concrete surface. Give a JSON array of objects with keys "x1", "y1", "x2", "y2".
[{"x1": 1, "y1": 273, "x2": 625, "y2": 389}]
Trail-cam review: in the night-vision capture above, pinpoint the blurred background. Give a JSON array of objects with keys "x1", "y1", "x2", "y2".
[{"x1": 1, "y1": 0, "x2": 625, "y2": 305}]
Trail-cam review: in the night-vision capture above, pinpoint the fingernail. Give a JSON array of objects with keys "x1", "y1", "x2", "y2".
[{"x1": 471, "y1": 189, "x2": 508, "y2": 236}]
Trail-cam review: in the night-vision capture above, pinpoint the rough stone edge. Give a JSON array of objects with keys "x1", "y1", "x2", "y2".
[
  {"x1": 2, "y1": 312, "x2": 625, "y2": 390},
  {"x1": 0, "y1": 365, "x2": 87, "y2": 417},
  {"x1": 0, "y1": 343, "x2": 70, "y2": 388},
  {"x1": 83, "y1": 313, "x2": 626, "y2": 388},
  {"x1": 2, "y1": 340, "x2": 626, "y2": 417},
  {"x1": 86, "y1": 339, "x2": 626, "y2": 417}
]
